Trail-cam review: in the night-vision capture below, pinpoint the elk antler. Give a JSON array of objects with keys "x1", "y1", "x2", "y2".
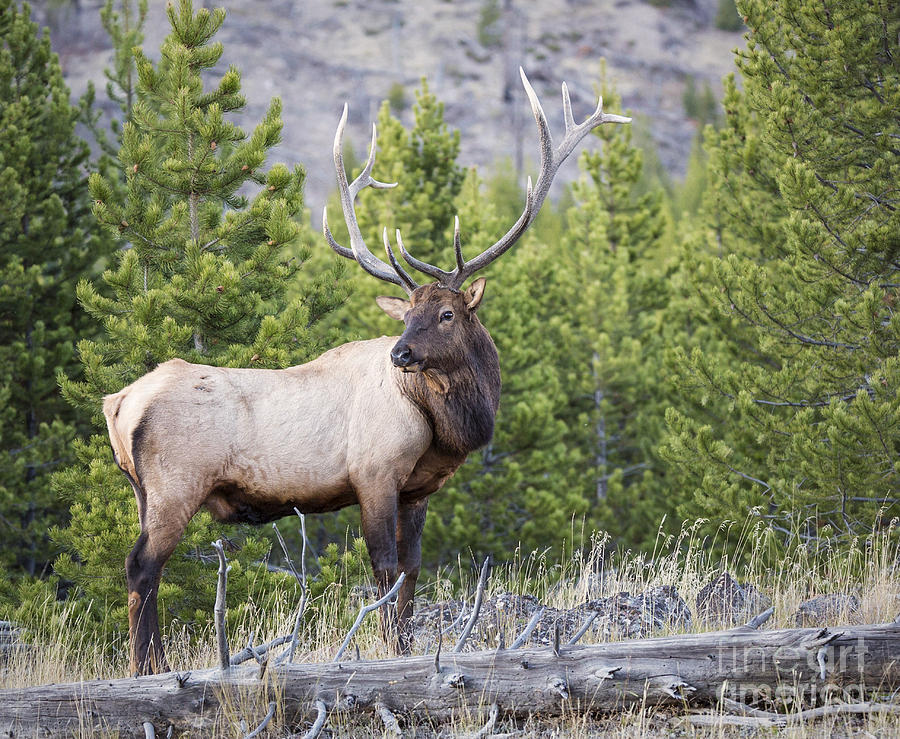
[
  {"x1": 399, "y1": 68, "x2": 631, "y2": 291},
  {"x1": 325, "y1": 70, "x2": 631, "y2": 294},
  {"x1": 323, "y1": 104, "x2": 420, "y2": 295}
]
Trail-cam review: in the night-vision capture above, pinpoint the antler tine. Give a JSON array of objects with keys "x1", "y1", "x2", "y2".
[
  {"x1": 561, "y1": 81, "x2": 576, "y2": 132},
  {"x1": 323, "y1": 104, "x2": 414, "y2": 294},
  {"x1": 452, "y1": 215, "x2": 464, "y2": 274},
  {"x1": 392, "y1": 214, "x2": 466, "y2": 287},
  {"x1": 395, "y1": 229, "x2": 450, "y2": 283},
  {"x1": 556, "y1": 88, "x2": 631, "y2": 164},
  {"x1": 520, "y1": 68, "x2": 554, "y2": 174},
  {"x1": 350, "y1": 122, "x2": 397, "y2": 198},
  {"x1": 382, "y1": 228, "x2": 419, "y2": 293},
  {"x1": 322, "y1": 206, "x2": 354, "y2": 260},
  {"x1": 442, "y1": 69, "x2": 631, "y2": 291},
  {"x1": 443, "y1": 176, "x2": 534, "y2": 289}
]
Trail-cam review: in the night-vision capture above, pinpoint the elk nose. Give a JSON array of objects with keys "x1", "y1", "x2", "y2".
[{"x1": 391, "y1": 343, "x2": 413, "y2": 367}]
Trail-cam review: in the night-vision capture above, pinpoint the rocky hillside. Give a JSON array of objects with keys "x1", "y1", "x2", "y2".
[{"x1": 32, "y1": 0, "x2": 745, "y2": 215}]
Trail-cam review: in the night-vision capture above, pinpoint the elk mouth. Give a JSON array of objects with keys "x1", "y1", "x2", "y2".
[{"x1": 390, "y1": 342, "x2": 425, "y2": 372}]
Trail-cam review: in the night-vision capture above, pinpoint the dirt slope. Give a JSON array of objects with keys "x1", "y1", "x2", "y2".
[{"x1": 33, "y1": 0, "x2": 745, "y2": 214}]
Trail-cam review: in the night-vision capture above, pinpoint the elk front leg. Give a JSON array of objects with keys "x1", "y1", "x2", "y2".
[
  {"x1": 396, "y1": 498, "x2": 428, "y2": 654},
  {"x1": 359, "y1": 491, "x2": 400, "y2": 650}
]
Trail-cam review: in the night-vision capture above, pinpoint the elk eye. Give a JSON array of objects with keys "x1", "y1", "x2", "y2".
[{"x1": 440, "y1": 310, "x2": 454, "y2": 323}]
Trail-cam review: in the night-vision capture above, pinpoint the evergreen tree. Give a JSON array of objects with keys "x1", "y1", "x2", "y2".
[
  {"x1": 672, "y1": 136, "x2": 709, "y2": 220},
  {"x1": 0, "y1": 0, "x2": 112, "y2": 580},
  {"x1": 662, "y1": 78, "x2": 788, "y2": 544},
  {"x1": 664, "y1": 0, "x2": 900, "y2": 544},
  {"x1": 79, "y1": 0, "x2": 148, "y2": 161},
  {"x1": 49, "y1": 0, "x2": 342, "y2": 637},
  {"x1": 559, "y1": 85, "x2": 674, "y2": 551},
  {"x1": 424, "y1": 81, "x2": 673, "y2": 563},
  {"x1": 324, "y1": 81, "x2": 466, "y2": 339},
  {"x1": 422, "y1": 168, "x2": 591, "y2": 565},
  {"x1": 358, "y1": 80, "x2": 465, "y2": 257},
  {"x1": 301, "y1": 82, "x2": 466, "y2": 553}
]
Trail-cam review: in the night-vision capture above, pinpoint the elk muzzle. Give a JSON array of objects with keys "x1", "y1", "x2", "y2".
[{"x1": 390, "y1": 340, "x2": 420, "y2": 371}]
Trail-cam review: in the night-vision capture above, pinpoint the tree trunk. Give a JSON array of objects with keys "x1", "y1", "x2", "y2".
[{"x1": 1, "y1": 622, "x2": 898, "y2": 737}]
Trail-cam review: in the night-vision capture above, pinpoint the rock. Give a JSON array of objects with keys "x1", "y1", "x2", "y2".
[
  {"x1": 696, "y1": 572, "x2": 769, "y2": 626},
  {"x1": 0, "y1": 621, "x2": 25, "y2": 662},
  {"x1": 793, "y1": 594, "x2": 861, "y2": 626},
  {"x1": 582, "y1": 585, "x2": 693, "y2": 640},
  {"x1": 409, "y1": 584, "x2": 694, "y2": 652}
]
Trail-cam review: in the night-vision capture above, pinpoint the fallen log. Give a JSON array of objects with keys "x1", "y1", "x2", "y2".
[{"x1": 1, "y1": 621, "x2": 898, "y2": 737}]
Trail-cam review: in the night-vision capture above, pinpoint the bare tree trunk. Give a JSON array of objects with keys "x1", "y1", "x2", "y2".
[
  {"x1": 1, "y1": 622, "x2": 898, "y2": 738},
  {"x1": 187, "y1": 131, "x2": 205, "y2": 354},
  {"x1": 593, "y1": 351, "x2": 608, "y2": 501}
]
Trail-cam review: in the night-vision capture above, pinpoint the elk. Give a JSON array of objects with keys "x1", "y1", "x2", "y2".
[{"x1": 104, "y1": 69, "x2": 630, "y2": 675}]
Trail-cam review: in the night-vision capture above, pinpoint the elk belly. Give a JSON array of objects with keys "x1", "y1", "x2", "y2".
[
  {"x1": 204, "y1": 479, "x2": 358, "y2": 524},
  {"x1": 204, "y1": 483, "x2": 302, "y2": 524}
]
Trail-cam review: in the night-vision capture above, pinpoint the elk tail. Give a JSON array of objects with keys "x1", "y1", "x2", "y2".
[{"x1": 103, "y1": 390, "x2": 147, "y2": 524}]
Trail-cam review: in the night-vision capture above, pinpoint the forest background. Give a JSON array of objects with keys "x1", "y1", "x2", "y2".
[{"x1": 1, "y1": 0, "x2": 897, "y2": 646}]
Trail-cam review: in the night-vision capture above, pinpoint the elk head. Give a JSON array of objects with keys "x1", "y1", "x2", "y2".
[
  {"x1": 376, "y1": 278, "x2": 487, "y2": 378},
  {"x1": 323, "y1": 68, "x2": 631, "y2": 349}
]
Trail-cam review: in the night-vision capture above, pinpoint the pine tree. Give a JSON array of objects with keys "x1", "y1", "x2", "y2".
[
  {"x1": 49, "y1": 0, "x2": 341, "y2": 638},
  {"x1": 423, "y1": 81, "x2": 674, "y2": 564},
  {"x1": 0, "y1": 0, "x2": 113, "y2": 581},
  {"x1": 301, "y1": 82, "x2": 466, "y2": 553},
  {"x1": 79, "y1": 0, "x2": 148, "y2": 161},
  {"x1": 663, "y1": 0, "x2": 900, "y2": 544},
  {"x1": 662, "y1": 78, "x2": 788, "y2": 543},
  {"x1": 323, "y1": 81, "x2": 466, "y2": 340},
  {"x1": 421, "y1": 168, "x2": 592, "y2": 565},
  {"x1": 558, "y1": 84, "x2": 674, "y2": 551}
]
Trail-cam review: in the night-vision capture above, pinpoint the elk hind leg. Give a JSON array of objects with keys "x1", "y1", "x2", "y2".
[{"x1": 126, "y1": 522, "x2": 183, "y2": 675}]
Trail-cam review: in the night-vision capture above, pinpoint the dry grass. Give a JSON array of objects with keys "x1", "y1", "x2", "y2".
[{"x1": 2, "y1": 519, "x2": 898, "y2": 737}]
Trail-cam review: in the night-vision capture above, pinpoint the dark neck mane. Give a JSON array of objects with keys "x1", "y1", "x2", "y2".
[{"x1": 400, "y1": 328, "x2": 501, "y2": 459}]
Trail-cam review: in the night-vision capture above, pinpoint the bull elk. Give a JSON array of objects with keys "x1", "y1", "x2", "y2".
[{"x1": 104, "y1": 68, "x2": 630, "y2": 674}]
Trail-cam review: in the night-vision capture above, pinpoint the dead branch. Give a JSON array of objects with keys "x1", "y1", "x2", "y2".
[
  {"x1": 277, "y1": 511, "x2": 310, "y2": 665},
  {"x1": 232, "y1": 631, "x2": 257, "y2": 666},
  {"x1": 376, "y1": 701, "x2": 402, "y2": 736},
  {"x1": 433, "y1": 608, "x2": 443, "y2": 673},
  {"x1": 743, "y1": 607, "x2": 775, "y2": 630},
  {"x1": 256, "y1": 653, "x2": 269, "y2": 680},
  {"x1": 511, "y1": 607, "x2": 545, "y2": 649},
  {"x1": 567, "y1": 611, "x2": 598, "y2": 646},
  {"x1": 231, "y1": 635, "x2": 292, "y2": 667},
  {"x1": 441, "y1": 606, "x2": 467, "y2": 635},
  {"x1": 686, "y1": 700, "x2": 900, "y2": 727},
  {"x1": 242, "y1": 702, "x2": 276, "y2": 738},
  {"x1": 211, "y1": 540, "x2": 231, "y2": 671},
  {"x1": 454, "y1": 557, "x2": 491, "y2": 653},
  {"x1": 333, "y1": 573, "x2": 406, "y2": 662},
  {"x1": 296, "y1": 700, "x2": 328, "y2": 739},
  {"x1": 474, "y1": 703, "x2": 499, "y2": 738},
  {"x1": 272, "y1": 508, "x2": 309, "y2": 664}
]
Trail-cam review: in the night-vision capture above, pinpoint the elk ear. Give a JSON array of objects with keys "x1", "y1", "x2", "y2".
[
  {"x1": 464, "y1": 277, "x2": 486, "y2": 311},
  {"x1": 376, "y1": 296, "x2": 410, "y2": 321}
]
